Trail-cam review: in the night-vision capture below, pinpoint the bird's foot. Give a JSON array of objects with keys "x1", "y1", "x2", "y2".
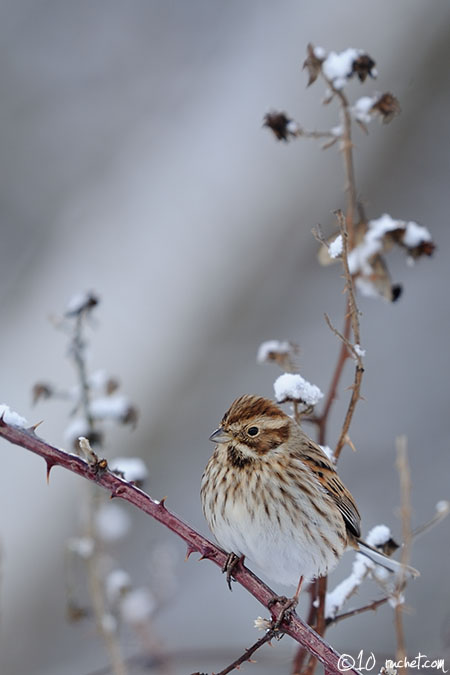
[
  {"x1": 222, "y1": 552, "x2": 244, "y2": 591},
  {"x1": 268, "y1": 595, "x2": 298, "y2": 631}
]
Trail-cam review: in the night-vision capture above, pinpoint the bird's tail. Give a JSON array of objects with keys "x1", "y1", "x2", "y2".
[{"x1": 357, "y1": 539, "x2": 419, "y2": 578}]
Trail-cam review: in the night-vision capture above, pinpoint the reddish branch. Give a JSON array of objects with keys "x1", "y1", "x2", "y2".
[{"x1": 0, "y1": 419, "x2": 359, "y2": 675}]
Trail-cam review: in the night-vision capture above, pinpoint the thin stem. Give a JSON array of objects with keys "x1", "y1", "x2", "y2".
[
  {"x1": 213, "y1": 630, "x2": 277, "y2": 675},
  {"x1": 395, "y1": 436, "x2": 412, "y2": 672},
  {"x1": 70, "y1": 312, "x2": 127, "y2": 675},
  {"x1": 326, "y1": 596, "x2": 389, "y2": 627},
  {"x1": 333, "y1": 210, "x2": 363, "y2": 461},
  {"x1": 318, "y1": 310, "x2": 352, "y2": 446}
]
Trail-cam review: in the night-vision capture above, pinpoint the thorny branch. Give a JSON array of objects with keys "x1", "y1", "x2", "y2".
[{"x1": 0, "y1": 419, "x2": 359, "y2": 675}]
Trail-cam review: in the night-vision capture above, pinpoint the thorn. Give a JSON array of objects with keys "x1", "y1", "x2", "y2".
[
  {"x1": 198, "y1": 554, "x2": 209, "y2": 561},
  {"x1": 28, "y1": 420, "x2": 44, "y2": 433},
  {"x1": 110, "y1": 485, "x2": 126, "y2": 499},
  {"x1": 185, "y1": 545, "x2": 196, "y2": 562},
  {"x1": 46, "y1": 460, "x2": 56, "y2": 484},
  {"x1": 159, "y1": 496, "x2": 168, "y2": 508}
]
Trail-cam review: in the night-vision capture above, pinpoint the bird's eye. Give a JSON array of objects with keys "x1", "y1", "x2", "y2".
[{"x1": 247, "y1": 426, "x2": 259, "y2": 437}]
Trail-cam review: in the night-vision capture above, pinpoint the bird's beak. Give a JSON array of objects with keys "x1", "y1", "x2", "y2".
[{"x1": 209, "y1": 427, "x2": 232, "y2": 444}]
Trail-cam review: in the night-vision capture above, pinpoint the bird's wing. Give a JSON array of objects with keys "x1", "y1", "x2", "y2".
[{"x1": 300, "y1": 440, "x2": 361, "y2": 539}]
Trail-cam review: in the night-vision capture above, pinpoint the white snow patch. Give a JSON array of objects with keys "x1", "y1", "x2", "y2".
[
  {"x1": 106, "y1": 569, "x2": 132, "y2": 604},
  {"x1": 120, "y1": 588, "x2": 155, "y2": 624},
  {"x1": 352, "y1": 95, "x2": 377, "y2": 124},
  {"x1": 366, "y1": 524, "x2": 391, "y2": 547},
  {"x1": 313, "y1": 46, "x2": 326, "y2": 60},
  {"x1": 286, "y1": 120, "x2": 300, "y2": 135},
  {"x1": 110, "y1": 457, "x2": 148, "y2": 483},
  {"x1": 95, "y1": 503, "x2": 131, "y2": 542},
  {"x1": 66, "y1": 290, "x2": 97, "y2": 315},
  {"x1": 329, "y1": 235, "x2": 343, "y2": 259},
  {"x1": 257, "y1": 340, "x2": 291, "y2": 363},
  {"x1": 274, "y1": 373, "x2": 323, "y2": 406},
  {"x1": 90, "y1": 395, "x2": 131, "y2": 421},
  {"x1": 322, "y1": 48, "x2": 361, "y2": 89},
  {"x1": 101, "y1": 613, "x2": 117, "y2": 634},
  {"x1": 403, "y1": 221, "x2": 432, "y2": 248},
  {"x1": 436, "y1": 500, "x2": 450, "y2": 514},
  {"x1": 0, "y1": 404, "x2": 28, "y2": 428},
  {"x1": 67, "y1": 536, "x2": 95, "y2": 559},
  {"x1": 354, "y1": 344, "x2": 366, "y2": 357},
  {"x1": 330, "y1": 125, "x2": 343, "y2": 137}
]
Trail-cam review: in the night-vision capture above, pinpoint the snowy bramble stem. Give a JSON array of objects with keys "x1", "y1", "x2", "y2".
[{"x1": 0, "y1": 419, "x2": 359, "y2": 675}]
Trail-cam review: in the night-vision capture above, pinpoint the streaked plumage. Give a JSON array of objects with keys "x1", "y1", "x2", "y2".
[{"x1": 201, "y1": 395, "x2": 413, "y2": 587}]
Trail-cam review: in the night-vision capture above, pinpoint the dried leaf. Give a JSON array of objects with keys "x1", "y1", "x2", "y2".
[{"x1": 303, "y1": 43, "x2": 324, "y2": 87}]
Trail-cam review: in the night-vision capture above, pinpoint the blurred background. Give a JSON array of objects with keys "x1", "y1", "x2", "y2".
[{"x1": 1, "y1": 1, "x2": 449, "y2": 674}]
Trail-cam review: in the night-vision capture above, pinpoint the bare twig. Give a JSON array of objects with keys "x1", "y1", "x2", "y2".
[
  {"x1": 68, "y1": 312, "x2": 127, "y2": 675},
  {"x1": 395, "y1": 436, "x2": 412, "y2": 672},
  {"x1": 0, "y1": 419, "x2": 359, "y2": 675},
  {"x1": 333, "y1": 210, "x2": 364, "y2": 461},
  {"x1": 213, "y1": 629, "x2": 277, "y2": 675},
  {"x1": 326, "y1": 596, "x2": 389, "y2": 626}
]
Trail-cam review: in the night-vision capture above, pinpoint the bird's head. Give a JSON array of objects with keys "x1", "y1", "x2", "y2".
[{"x1": 209, "y1": 395, "x2": 292, "y2": 462}]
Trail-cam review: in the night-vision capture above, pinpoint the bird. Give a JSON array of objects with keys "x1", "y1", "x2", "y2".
[{"x1": 201, "y1": 394, "x2": 417, "y2": 606}]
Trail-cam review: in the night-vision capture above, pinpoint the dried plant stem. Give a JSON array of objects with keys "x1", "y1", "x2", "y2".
[
  {"x1": 326, "y1": 596, "x2": 389, "y2": 627},
  {"x1": 333, "y1": 210, "x2": 363, "y2": 461},
  {"x1": 70, "y1": 314, "x2": 127, "y2": 675},
  {"x1": 395, "y1": 435, "x2": 412, "y2": 672},
  {"x1": 213, "y1": 629, "x2": 277, "y2": 675},
  {"x1": 334, "y1": 88, "x2": 358, "y2": 242},
  {"x1": 0, "y1": 420, "x2": 360, "y2": 675},
  {"x1": 297, "y1": 70, "x2": 364, "y2": 675},
  {"x1": 317, "y1": 311, "x2": 352, "y2": 446}
]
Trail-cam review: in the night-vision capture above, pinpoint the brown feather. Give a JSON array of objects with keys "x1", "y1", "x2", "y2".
[{"x1": 298, "y1": 439, "x2": 361, "y2": 539}]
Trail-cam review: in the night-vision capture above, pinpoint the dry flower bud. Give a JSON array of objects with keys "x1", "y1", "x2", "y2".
[
  {"x1": 371, "y1": 92, "x2": 401, "y2": 123},
  {"x1": 257, "y1": 340, "x2": 299, "y2": 371},
  {"x1": 263, "y1": 111, "x2": 298, "y2": 142},
  {"x1": 32, "y1": 382, "x2": 53, "y2": 404},
  {"x1": 65, "y1": 290, "x2": 100, "y2": 317},
  {"x1": 352, "y1": 54, "x2": 376, "y2": 82},
  {"x1": 254, "y1": 616, "x2": 272, "y2": 631},
  {"x1": 106, "y1": 377, "x2": 120, "y2": 395}
]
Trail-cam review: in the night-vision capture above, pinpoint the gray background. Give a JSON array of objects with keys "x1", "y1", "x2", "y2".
[{"x1": 0, "y1": 2, "x2": 449, "y2": 674}]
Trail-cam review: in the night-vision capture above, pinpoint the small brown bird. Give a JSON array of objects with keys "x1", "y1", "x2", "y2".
[{"x1": 201, "y1": 395, "x2": 416, "y2": 595}]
